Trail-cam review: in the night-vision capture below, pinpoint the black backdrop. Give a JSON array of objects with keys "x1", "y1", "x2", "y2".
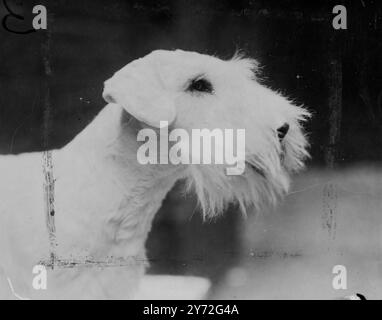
[
  {"x1": 1, "y1": 0, "x2": 381, "y2": 164},
  {"x1": 0, "y1": 0, "x2": 381, "y2": 285}
]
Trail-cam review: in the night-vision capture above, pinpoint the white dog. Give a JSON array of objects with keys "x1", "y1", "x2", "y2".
[{"x1": 0, "y1": 49, "x2": 309, "y2": 299}]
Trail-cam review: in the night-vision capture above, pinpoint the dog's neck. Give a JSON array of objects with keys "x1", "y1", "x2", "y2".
[{"x1": 55, "y1": 104, "x2": 183, "y2": 262}]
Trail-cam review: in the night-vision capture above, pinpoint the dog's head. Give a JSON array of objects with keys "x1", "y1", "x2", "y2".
[{"x1": 103, "y1": 49, "x2": 310, "y2": 217}]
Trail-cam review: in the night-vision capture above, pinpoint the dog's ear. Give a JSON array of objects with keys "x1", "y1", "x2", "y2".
[{"x1": 102, "y1": 60, "x2": 176, "y2": 128}]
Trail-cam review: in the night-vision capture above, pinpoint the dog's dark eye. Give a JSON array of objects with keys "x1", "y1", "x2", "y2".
[
  {"x1": 186, "y1": 77, "x2": 213, "y2": 94},
  {"x1": 277, "y1": 123, "x2": 290, "y2": 141}
]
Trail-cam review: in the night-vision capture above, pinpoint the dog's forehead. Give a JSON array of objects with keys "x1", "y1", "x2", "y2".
[
  {"x1": 142, "y1": 50, "x2": 240, "y2": 79},
  {"x1": 114, "y1": 49, "x2": 256, "y2": 91},
  {"x1": 146, "y1": 49, "x2": 221, "y2": 67}
]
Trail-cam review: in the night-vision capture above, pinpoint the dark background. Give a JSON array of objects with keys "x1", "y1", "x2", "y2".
[{"x1": 0, "y1": 0, "x2": 381, "y2": 288}]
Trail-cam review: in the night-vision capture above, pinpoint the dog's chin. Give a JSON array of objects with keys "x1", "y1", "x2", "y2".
[
  {"x1": 184, "y1": 159, "x2": 291, "y2": 219},
  {"x1": 245, "y1": 162, "x2": 266, "y2": 178}
]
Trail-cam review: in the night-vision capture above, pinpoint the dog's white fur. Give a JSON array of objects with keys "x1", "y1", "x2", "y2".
[{"x1": 0, "y1": 50, "x2": 309, "y2": 299}]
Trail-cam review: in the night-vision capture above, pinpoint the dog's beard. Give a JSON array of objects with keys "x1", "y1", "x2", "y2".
[
  {"x1": 184, "y1": 163, "x2": 286, "y2": 218},
  {"x1": 184, "y1": 135, "x2": 309, "y2": 218}
]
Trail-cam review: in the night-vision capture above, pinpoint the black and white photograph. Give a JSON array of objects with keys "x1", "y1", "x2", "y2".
[{"x1": 0, "y1": 0, "x2": 381, "y2": 302}]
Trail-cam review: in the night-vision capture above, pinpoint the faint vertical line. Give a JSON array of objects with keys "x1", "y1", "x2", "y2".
[
  {"x1": 41, "y1": 11, "x2": 57, "y2": 268},
  {"x1": 325, "y1": 32, "x2": 343, "y2": 169},
  {"x1": 322, "y1": 182, "x2": 337, "y2": 241}
]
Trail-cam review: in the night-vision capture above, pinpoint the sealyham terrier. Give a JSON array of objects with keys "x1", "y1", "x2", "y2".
[{"x1": 0, "y1": 49, "x2": 309, "y2": 299}]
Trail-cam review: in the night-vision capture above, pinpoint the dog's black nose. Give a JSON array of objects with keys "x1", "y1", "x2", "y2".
[{"x1": 277, "y1": 123, "x2": 290, "y2": 141}]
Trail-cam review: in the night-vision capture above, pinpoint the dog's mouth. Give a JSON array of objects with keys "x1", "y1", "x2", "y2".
[{"x1": 245, "y1": 161, "x2": 266, "y2": 178}]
